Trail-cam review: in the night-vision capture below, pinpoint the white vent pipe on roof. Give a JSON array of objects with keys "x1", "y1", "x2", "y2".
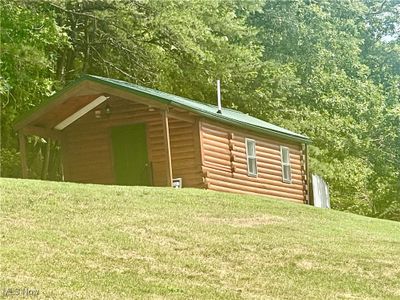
[{"x1": 217, "y1": 79, "x2": 222, "y2": 114}]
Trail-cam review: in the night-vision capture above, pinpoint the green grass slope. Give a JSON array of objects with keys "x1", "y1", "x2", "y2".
[{"x1": 1, "y1": 178, "x2": 399, "y2": 299}]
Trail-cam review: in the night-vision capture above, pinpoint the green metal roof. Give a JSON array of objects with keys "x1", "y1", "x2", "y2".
[
  {"x1": 85, "y1": 75, "x2": 310, "y2": 143},
  {"x1": 16, "y1": 74, "x2": 311, "y2": 143}
]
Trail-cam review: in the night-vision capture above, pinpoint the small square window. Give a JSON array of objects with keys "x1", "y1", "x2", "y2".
[{"x1": 245, "y1": 138, "x2": 257, "y2": 176}]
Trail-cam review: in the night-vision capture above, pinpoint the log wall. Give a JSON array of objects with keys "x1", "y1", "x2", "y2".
[
  {"x1": 200, "y1": 120, "x2": 307, "y2": 203},
  {"x1": 62, "y1": 97, "x2": 165, "y2": 185},
  {"x1": 56, "y1": 93, "x2": 306, "y2": 201},
  {"x1": 61, "y1": 96, "x2": 203, "y2": 187},
  {"x1": 168, "y1": 110, "x2": 203, "y2": 188}
]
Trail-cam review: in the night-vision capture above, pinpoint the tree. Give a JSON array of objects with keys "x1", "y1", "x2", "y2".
[
  {"x1": 0, "y1": 0, "x2": 67, "y2": 177},
  {"x1": 1, "y1": 0, "x2": 398, "y2": 220},
  {"x1": 250, "y1": 0, "x2": 399, "y2": 220}
]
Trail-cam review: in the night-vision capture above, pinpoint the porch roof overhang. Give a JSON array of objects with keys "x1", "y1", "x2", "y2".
[{"x1": 14, "y1": 74, "x2": 311, "y2": 144}]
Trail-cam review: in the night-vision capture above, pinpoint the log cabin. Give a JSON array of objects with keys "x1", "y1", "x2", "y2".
[{"x1": 15, "y1": 75, "x2": 311, "y2": 204}]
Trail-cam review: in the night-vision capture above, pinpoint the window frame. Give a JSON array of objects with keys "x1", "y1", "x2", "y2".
[
  {"x1": 245, "y1": 138, "x2": 258, "y2": 177},
  {"x1": 280, "y1": 146, "x2": 292, "y2": 183}
]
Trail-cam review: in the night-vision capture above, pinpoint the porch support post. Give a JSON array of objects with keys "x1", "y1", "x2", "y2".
[
  {"x1": 162, "y1": 110, "x2": 173, "y2": 187},
  {"x1": 41, "y1": 138, "x2": 51, "y2": 180},
  {"x1": 18, "y1": 131, "x2": 28, "y2": 178}
]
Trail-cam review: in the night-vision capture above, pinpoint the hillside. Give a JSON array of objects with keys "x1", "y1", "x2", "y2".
[{"x1": 1, "y1": 178, "x2": 399, "y2": 299}]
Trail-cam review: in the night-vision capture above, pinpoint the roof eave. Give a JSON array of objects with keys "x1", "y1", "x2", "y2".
[
  {"x1": 85, "y1": 75, "x2": 312, "y2": 144},
  {"x1": 176, "y1": 105, "x2": 312, "y2": 144},
  {"x1": 15, "y1": 74, "x2": 312, "y2": 144},
  {"x1": 14, "y1": 76, "x2": 88, "y2": 131},
  {"x1": 85, "y1": 75, "x2": 311, "y2": 144}
]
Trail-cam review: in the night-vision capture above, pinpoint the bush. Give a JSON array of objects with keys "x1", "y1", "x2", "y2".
[{"x1": 0, "y1": 148, "x2": 21, "y2": 178}]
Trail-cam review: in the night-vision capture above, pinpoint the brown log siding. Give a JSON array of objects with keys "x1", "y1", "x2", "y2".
[
  {"x1": 61, "y1": 97, "x2": 203, "y2": 188},
  {"x1": 169, "y1": 115, "x2": 203, "y2": 188},
  {"x1": 200, "y1": 120, "x2": 306, "y2": 203},
  {"x1": 62, "y1": 97, "x2": 165, "y2": 185}
]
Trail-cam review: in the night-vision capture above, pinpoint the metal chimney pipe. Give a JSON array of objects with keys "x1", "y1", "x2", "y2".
[{"x1": 217, "y1": 79, "x2": 222, "y2": 114}]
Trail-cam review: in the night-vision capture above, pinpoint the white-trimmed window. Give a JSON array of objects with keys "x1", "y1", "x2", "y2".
[
  {"x1": 280, "y1": 146, "x2": 292, "y2": 183},
  {"x1": 245, "y1": 138, "x2": 257, "y2": 176}
]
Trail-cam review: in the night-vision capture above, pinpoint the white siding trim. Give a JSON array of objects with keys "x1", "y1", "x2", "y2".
[{"x1": 54, "y1": 95, "x2": 109, "y2": 130}]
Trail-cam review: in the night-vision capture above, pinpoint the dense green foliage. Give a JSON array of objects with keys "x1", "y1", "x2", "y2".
[
  {"x1": 1, "y1": 0, "x2": 399, "y2": 220},
  {"x1": 2, "y1": 178, "x2": 400, "y2": 298}
]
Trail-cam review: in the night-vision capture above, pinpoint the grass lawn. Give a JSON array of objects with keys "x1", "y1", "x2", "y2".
[{"x1": 1, "y1": 178, "x2": 399, "y2": 299}]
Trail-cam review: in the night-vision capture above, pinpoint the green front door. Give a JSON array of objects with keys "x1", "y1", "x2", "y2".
[{"x1": 111, "y1": 123, "x2": 151, "y2": 186}]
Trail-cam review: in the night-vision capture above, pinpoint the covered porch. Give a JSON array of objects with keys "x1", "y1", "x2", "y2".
[{"x1": 15, "y1": 78, "x2": 203, "y2": 187}]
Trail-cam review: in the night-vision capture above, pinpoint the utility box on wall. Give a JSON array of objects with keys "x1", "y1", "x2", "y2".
[{"x1": 173, "y1": 178, "x2": 182, "y2": 189}]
